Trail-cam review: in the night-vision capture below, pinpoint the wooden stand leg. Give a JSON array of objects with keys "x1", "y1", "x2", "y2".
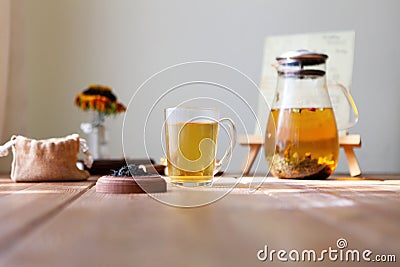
[
  {"x1": 343, "y1": 147, "x2": 361, "y2": 177},
  {"x1": 241, "y1": 144, "x2": 262, "y2": 176},
  {"x1": 239, "y1": 134, "x2": 362, "y2": 177}
]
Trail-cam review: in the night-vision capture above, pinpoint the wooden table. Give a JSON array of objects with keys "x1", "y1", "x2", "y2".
[{"x1": 0, "y1": 174, "x2": 399, "y2": 267}]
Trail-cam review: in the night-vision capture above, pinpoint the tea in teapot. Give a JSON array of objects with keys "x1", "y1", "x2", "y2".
[{"x1": 265, "y1": 50, "x2": 357, "y2": 179}]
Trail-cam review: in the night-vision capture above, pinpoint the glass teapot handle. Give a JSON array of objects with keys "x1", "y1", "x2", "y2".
[{"x1": 328, "y1": 83, "x2": 359, "y2": 131}]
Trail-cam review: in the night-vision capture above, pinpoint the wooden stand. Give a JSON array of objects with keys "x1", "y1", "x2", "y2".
[{"x1": 239, "y1": 134, "x2": 362, "y2": 177}]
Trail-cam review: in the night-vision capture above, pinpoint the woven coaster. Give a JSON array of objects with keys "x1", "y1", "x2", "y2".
[{"x1": 96, "y1": 175, "x2": 167, "y2": 194}]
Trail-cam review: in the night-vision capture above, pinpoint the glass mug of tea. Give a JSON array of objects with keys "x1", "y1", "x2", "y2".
[{"x1": 164, "y1": 107, "x2": 236, "y2": 186}]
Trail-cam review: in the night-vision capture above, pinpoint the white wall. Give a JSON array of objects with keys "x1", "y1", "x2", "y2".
[{"x1": 2, "y1": 0, "x2": 400, "y2": 174}]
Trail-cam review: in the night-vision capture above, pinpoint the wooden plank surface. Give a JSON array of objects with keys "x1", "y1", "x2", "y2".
[
  {"x1": 0, "y1": 179, "x2": 36, "y2": 198},
  {"x1": 0, "y1": 176, "x2": 398, "y2": 266},
  {"x1": 0, "y1": 177, "x2": 95, "y2": 257}
]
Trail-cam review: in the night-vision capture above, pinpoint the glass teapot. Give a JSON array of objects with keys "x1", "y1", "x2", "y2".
[{"x1": 265, "y1": 50, "x2": 358, "y2": 179}]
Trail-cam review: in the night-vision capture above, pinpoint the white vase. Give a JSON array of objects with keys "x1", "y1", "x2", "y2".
[{"x1": 81, "y1": 111, "x2": 109, "y2": 159}]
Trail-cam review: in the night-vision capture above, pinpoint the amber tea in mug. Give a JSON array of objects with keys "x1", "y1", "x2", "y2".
[
  {"x1": 164, "y1": 107, "x2": 236, "y2": 186},
  {"x1": 166, "y1": 121, "x2": 218, "y2": 182}
]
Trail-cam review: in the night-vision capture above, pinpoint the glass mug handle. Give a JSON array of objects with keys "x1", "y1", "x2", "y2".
[
  {"x1": 328, "y1": 82, "x2": 359, "y2": 130},
  {"x1": 214, "y1": 118, "x2": 237, "y2": 175}
]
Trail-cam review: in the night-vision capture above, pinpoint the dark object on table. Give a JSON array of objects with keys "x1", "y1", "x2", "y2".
[
  {"x1": 143, "y1": 164, "x2": 165, "y2": 175},
  {"x1": 83, "y1": 159, "x2": 155, "y2": 175},
  {"x1": 96, "y1": 164, "x2": 166, "y2": 194}
]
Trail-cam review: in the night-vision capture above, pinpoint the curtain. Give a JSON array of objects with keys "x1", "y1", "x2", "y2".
[{"x1": 0, "y1": 0, "x2": 11, "y2": 142}]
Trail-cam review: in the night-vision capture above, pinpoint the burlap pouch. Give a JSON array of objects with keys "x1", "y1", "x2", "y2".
[{"x1": 0, "y1": 134, "x2": 93, "y2": 182}]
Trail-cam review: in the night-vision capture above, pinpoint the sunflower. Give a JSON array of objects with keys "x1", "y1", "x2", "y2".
[{"x1": 75, "y1": 84, "x2": 126, "y2": 115}]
